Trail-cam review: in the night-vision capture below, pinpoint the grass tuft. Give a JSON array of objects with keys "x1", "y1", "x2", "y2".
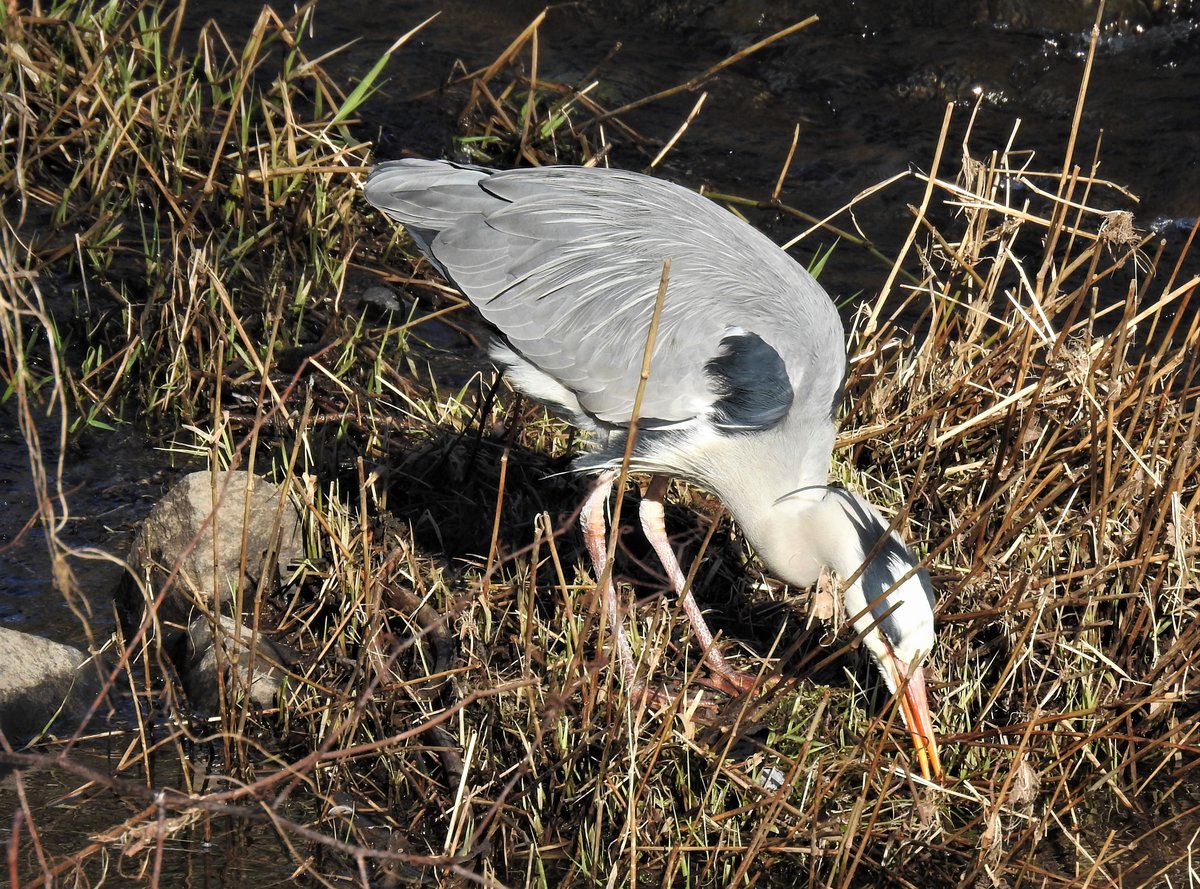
[{"x1": 1, "y1": 3, "x2": 1198, "y2": 887}]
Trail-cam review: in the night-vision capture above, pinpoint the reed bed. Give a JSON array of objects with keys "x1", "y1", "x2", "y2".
[{"x1": 1, "y1": 2, "x2": 1198, "y2": 887}]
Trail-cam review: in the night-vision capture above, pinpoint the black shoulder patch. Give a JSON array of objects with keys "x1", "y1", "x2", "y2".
[{"x1": 705, "y1": 331, "x2": 793, "y2": 433}]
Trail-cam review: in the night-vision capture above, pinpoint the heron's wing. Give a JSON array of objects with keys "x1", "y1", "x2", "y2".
[{"x1": 364, "y1": 160, "x2": 844, "y2": 427}]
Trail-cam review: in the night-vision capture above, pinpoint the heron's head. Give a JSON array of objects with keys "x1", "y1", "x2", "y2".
[
  {"x1": 839, "y1": 492, "x2": 935, "y2": 669},
  {"x1": 762, "y1": 488, "x2": 935, "y2": 654},
  {"x1": 829, "y1": 487, "x2": 941, "y2": 780},
  {"x1": 762, "y1": 486, "x2": 941, "y2": 779},
  {"x1": 732, "y1": 483, "x2": 942, "y2": 776}
]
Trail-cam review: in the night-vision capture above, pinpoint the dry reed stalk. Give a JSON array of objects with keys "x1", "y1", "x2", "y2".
[{"x1": 3, "y1": 1, "x2": 1200, "y2": 887}]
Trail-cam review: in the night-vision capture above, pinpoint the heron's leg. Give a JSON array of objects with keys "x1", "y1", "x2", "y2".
[
  {"x1": 580, "y1": 470, "x2": 638, "y2": 683},
  {"x1": 639, "y1": 475, "x2": 757, "y2": 693}
]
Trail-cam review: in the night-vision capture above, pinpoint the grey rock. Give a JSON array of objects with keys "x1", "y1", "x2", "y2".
[
  {"x1": 119, "y1": 470, "x2": 302, "y2": 635},
  {"x1": 116, "y1": 470, "x2": 303, "y2": 710},
  {"x1": 0, "y1": 628, "x2": 103, "y2": 746},
  {"x1": 181, "y1": 614, "x2": 293, "y2": 715},
  {"x1": 359, "y1": 284, "x2": 404, "y2": 313}
]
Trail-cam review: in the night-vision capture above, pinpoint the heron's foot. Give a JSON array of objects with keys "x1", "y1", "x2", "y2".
[
  {"x1": 637, "y1": 684, "x2": 744, "y2": 719},
  {"x1": 696, "y1": 665, "x2": 775, "y2": 697},
  {"x1": 625, "y1": 672, "x2": 780, "y2": 717}
]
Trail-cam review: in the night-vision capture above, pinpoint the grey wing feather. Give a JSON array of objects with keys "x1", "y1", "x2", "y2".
[{"x1": 363, "y1": 159, "x2": 844, "y2": 427}]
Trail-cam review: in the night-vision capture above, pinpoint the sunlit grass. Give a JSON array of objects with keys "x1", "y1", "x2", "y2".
[{"x1": 1, "y1": 1, "x2": 1198, "y2": 887}]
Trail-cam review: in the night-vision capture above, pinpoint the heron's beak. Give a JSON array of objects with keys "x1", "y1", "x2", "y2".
[{"x1": 887, "y1": 653, "x2": 943, "y2": 782}]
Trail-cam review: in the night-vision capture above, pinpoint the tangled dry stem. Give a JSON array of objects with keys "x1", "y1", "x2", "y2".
[{"x1": 1, "y1": 2, "x2": 1198, "y2": 887}]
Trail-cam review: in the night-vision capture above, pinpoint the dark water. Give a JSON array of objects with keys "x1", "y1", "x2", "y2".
[
  {"x1": 4, "y1": 747, "x2": 309, "y2": 887},
  {"x1": 0, "y1": 402, "x2": 175, "y2": 645},
  {"x1": 180, "y1": 0, "x2": 1199, "y2": 300},
  {"x1": 300, "y1": 0, "x2": 1199, "y2": 294},
  {"x1": 3, "y1": 0, "x2": 1199, "y2": 883}
]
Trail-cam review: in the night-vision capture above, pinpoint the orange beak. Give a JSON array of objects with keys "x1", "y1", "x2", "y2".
[{"x1": 888, "y1": 654, "x2": 943, "y2": 782}]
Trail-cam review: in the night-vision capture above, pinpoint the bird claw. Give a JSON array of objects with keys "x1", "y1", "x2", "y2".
[
  {"x1": 695, "y1": 666, "x2": 773, "y2": 697},
  {"x1": 627, "y1": 680, "x2": 724, "y2": 716},
  {"x1": 626, "y1": 672, "x2": 750, "y2": 711}
]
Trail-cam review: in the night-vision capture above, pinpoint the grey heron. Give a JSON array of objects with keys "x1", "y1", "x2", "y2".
[{"x1": 364, "y1": 159, "x2": 942, "y2": 781}]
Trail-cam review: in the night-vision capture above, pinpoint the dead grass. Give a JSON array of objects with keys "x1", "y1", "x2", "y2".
[{"x1": 2, "y1": 2, "x2": 1199, "y2": 888}]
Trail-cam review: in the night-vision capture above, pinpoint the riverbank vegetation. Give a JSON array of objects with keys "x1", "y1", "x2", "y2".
[{"x1": 2, "y1": 1, "x2": 1198, "y2": 886}]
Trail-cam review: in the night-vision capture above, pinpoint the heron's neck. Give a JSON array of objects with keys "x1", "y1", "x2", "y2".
[
  {"x1": 731, "y1": 487, "x2": 866, "y2": 590},
  {"x1": 688, "y1": 410, "x2": 837, "y2": 557}
]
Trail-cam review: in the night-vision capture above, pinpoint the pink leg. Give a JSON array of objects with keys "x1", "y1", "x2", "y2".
[
  {"x1": 580, "y1": 470, "x2": 638, "y2": 683},
  {"x1": 639, "y1": 475, "x2": 758, "y2": 693}
]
